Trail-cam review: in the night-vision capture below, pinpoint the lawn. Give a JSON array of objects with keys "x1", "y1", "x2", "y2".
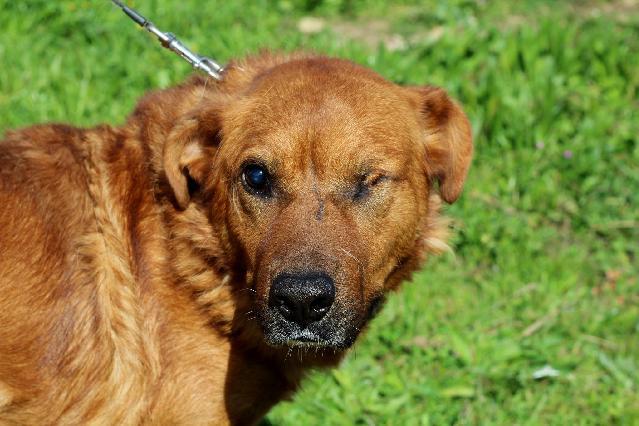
[{"x1": 1, "y1": 0, "x2": 637, "y2": 424}]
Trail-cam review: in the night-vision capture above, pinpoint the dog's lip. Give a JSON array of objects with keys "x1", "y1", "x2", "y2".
[
  {"x1": 285, "y1": 338, "x2": 329, "y2": 348},
  {"x1": 263, "y1": 327, "x2": 338, "y2": 348},
  {"x1": 283, "y1": 330, "x2": 328, "y2": 346}
]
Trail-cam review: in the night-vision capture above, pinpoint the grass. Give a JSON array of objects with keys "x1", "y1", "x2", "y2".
[{"x1": 1, "y1": 0, "x2": 638, "y2": 424}]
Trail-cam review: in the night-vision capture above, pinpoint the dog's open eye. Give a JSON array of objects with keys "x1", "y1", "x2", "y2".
[{"x1": 242, "y1": 163, "x2": 272, "y2": 197}]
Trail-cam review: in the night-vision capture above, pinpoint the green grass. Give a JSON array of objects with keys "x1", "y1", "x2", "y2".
[{"x1": 1, "y1": 0, "x2": 638, "y2": 424}]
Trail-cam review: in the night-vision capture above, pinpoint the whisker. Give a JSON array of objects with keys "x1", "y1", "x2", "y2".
[{"x1": 339, "y1": 247, "x2": 364, "y2": 270}]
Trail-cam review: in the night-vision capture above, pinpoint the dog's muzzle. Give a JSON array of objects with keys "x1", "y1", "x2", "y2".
[{"x1": 260, "y1": 271, "x2": 358, "y2": 349}]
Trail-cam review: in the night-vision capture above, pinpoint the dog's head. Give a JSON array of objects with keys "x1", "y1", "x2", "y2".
[{"x1": 161, "y1": 55, "x2": 472, "y2": 351}]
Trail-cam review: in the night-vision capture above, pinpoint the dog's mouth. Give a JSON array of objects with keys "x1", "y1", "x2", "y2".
[
  {"x1": 258, "y1": 300, "x2": 370, "y2": 350},
  {"x1": 284, "y1": 330, "x2": 338, "y2": 348},
  {"x1": 261, "y1": 324, "x2": 358, "y2": 350}
]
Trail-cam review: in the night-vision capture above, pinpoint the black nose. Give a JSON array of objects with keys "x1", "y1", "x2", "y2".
[{"x1": 269, "y1": 272, "x2": 335, "y2": 328}]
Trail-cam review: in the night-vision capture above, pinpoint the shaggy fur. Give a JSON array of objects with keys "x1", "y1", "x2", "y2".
[{"x1": 0, "y1": 52, "x2": 472, "y2": 425}]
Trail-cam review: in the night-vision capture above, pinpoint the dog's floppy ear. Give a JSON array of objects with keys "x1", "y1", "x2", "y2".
[
  {"x1": 410, "y1": 85, "x2": 473, "y2": 204},
  {"x1": 163, "y1": 105, "x2": 222, "y2": 209}
]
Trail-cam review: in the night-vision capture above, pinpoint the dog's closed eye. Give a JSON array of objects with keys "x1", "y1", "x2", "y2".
[{"x1": 352, "y1": 171, "x2": 389, "y2": 202}]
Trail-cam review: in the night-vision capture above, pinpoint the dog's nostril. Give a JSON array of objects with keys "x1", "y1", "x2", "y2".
[
  {"x1": 309, "y1": 296, "x2": 332, "y2": 319},
  {"x1": 273, "y1": 294, "x2": 295, "y2": 321},
  {"x1": 269, "y1": 272, "x2": 335, "y2": 328}
]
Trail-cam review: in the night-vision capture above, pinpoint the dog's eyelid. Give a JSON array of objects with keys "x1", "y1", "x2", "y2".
[
  {"x1": 367, "y1": 173, "x2": 390, "y2": 187},
  {"x1": 360, "y1": 169, "x2": 393, "y2": 186},
  {"x1": 240, "y1": 157, "x2": 269, "y2": 169}
]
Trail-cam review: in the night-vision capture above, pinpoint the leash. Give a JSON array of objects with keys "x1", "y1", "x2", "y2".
[{"x1": 110, "y1": 0, "x2": 224, "y2": 80}]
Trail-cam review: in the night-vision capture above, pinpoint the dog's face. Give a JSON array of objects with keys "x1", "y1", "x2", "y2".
[{"x1": 163, "y1": 57, "x2": 472, "y2": 350}]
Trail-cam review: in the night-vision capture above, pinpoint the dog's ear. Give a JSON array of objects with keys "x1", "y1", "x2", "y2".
[
  {"x1": 410, "y1": 86, "x2": 473, "y2": 204},
  {"x1": 163, "y1": 105, "x2": 222, "y2": 209}
]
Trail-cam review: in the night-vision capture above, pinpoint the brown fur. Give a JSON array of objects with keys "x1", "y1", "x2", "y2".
[{"x1": 0, "y1": 52, "x2": 472, "y2": 425}]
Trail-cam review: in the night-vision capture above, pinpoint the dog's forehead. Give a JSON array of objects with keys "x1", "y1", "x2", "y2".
[{"x1": 243, "y1": 58, "x2": 407, "y2": 115}]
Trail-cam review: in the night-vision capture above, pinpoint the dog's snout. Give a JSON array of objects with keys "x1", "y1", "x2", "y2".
[{"x1": 269, "y1": 272, "x2": 335, "y2": 328}]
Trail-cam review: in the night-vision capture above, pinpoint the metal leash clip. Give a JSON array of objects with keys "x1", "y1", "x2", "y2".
[{"x1": 110, "y1": 0, "x2": 224, "y2": 80}]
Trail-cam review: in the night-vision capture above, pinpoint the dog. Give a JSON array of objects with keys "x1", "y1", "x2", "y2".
[{"x1": 0, "y1": 52, "x2": 472, "y2": 424}]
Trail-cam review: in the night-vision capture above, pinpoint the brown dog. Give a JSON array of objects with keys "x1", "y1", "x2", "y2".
[{"x1": 0, "y1": 52, "x2": 472, "y2": 424}]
